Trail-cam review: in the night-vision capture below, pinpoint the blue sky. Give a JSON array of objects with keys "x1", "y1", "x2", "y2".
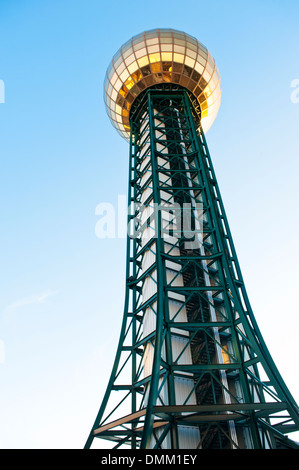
[{"x1": 0, "y1": 0, "x2": 298, "y2": 448}]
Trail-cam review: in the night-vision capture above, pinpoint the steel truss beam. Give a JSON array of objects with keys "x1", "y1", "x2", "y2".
[{"x1": 84, "y1": 87, "x2": 299, "y2": 450}]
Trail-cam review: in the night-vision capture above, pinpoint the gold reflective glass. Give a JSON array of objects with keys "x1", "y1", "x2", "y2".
[
  {"x1": 161, "y1": 52, "x2": 173, "y2": 61},
  {"x1": 149, "y1": 53, "x2": 160, "y2": 63},
  {"x1": 151, "y1": 62, "x2": 161, "y2": 73},
  {"x1": 138, "y1": 56, "x2": 149, "y2": 67},
  {"x1": 104, "y1": 28, "x2": 221, "y2": 140},
  {"x1": 128, "y1": 61, "x2": 138, "y2": 74}
]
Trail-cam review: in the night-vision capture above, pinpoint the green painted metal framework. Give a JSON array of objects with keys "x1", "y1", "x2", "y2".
[{"x1": 85, "y1": 87, "x2": 299, "y2": 449}]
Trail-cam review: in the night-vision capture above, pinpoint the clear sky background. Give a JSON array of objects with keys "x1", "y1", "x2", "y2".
[{"x1": 0, "y1": 0, "x2": 298, "y2": 449}]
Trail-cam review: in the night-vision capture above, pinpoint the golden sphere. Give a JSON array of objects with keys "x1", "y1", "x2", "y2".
[{"x1": 104, "y1": 28, "x2": 221, "y2": 140}]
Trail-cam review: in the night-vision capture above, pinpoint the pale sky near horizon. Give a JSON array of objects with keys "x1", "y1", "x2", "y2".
[{"x1": 0, "y1": 0, "x2": 299, "y2": 448}]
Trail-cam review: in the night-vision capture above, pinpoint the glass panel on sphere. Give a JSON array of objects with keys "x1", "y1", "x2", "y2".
[
  {"x1": 145, "y1": 31, "x2": 158, "y2": 38},
  {"x1": 173, "y1": 44, "x2": 185, "y2": 54},
  {"x1": 214, "y1": 65, "x2": 221, "y2": 81},
  {"x1": 114, "y1": 78, "x2": 121, "y2": 91},
  {"x1": 196, "y1": 54, "x2": 206, "y2": 67},
  {"x1": 213, "y1": 83, "x2": 221, "y2": 101},
  {"x1": 123, "y1": 99, "x2": 130, "y2": 110},
  {"x1": 161, "y1": 44, "x2": 173, "y2": 52},
  {"x1": 172, "y1": 73, "x2": 180, "y2": 83},
  {"x1": 149, "y1": 52, "x2": 161, "y2": 63},
  {"x1": 116, "y1": 61, "x2": 126, "y2": 76},
  {"x1": 207, "y1": 52, "x2": 215, "y2": 67},
  {"x1": 203, "y1": 69, "x2": 211, "y2": 82},
  {"x1": 133, "y1": 40, "x2": 146, "y2": 50},
  {"x1": 159, "y1": 30, "x2": 173, "y2": 36},
  {"x1": 197, "y1": 92, "x2": 206, "y2": 103},
  {"x1": 110, "y1": 72, "x2": 118, "y2": 87},
  {"x1": 124, "y1": 77, "x2": 135, "y2": 90},
  {"x1": 207, "y1": 95, "x2": 214, "y2": 106},
  {"x1": 138, "y1": 56, "x2": 149, "y2": 67},
  {"x1": 151, "y1": 62, "x2": 161, "y2": 73},
  {"x1": 111, "y1": 89, "x2": 118, "y2": 101},
  {"x1": 148, "y1": 45, "x2": 160, "y2": 54},
  {"x1": 187, "y1": 42, "x2": 198, "y2": 53},
  {"x1": 209, "y1": 75, "x2": 218, "y2": 92},
  {"x1": 206, "y1": 103, "x2": 214, "y2": 116},
  {"x1": 135, "y1": 48, "x2": 147, "y2": 59},
  {"x1": 128, "y1": 61, "x2": 138, "y2": 74},
  {"x1": 126, "y1": 92, "x2": 134, "y2": 104},
  {"x1": 182, "y1": 65, "x2": 192, "y2": 77},
  {"x1": 146, "y1": 38, "x2": 159, "y2": 46},
  {"x1": 198, "y1": 48, "x2": 208, "y2": 60},
  {"x1": 131, "y1": 69, "x2": 142, "y2": 82},
  {"x1": 106, "y1": 104, "x2": 112, "y2": 118},
  {"x1": 172, "y1": 31, "x2": 185, "y2": 40},
  {"x1": 214, "y1": 98, "x2": 221, "y2": 111},
  {"x1": 123, "y1": 47, "x2": 134, "y2": 59},
  {"x1": 185, "y1": 56, "x2": 195, "y2": 68},
  {"x1": 186, "y1": 35, "x2": 197, "y2": 45},
  {"x1": 172, "y1": 62, "x2": 183, "y2": 73},
  {"x1": 194, "y1": 61, "x2": 204, "y2": 75},
  {"x1": 198, "y1": 42, "x2": 208, "y2": 53},
  {"x1": 193, "y1": 86, "x2": 201, "y2": 97},
  {"x1": 162, "y1": 61, "x2": 172, "y2": 71},
  {"x1": 173, "y1": 53, "x2": 184, "y2": 64},
  {"x1": 116, "y1": 94, "x2": 124, "y2": 107},
  {"x1": 191, "y1": 69, "x2": 201, "y2": 83},
  {"x1": 204, "y1": 83, "x2": 212, "y2": 96},
  {"x1": 132, "y1": 34, "x2": 144, "y2": 44},
  {"x1": 114, "y1": 55, "x2": 123, "y2": 70},
  {"x1": 161, "y1": 52, "x2": 173, "y2": 61},
  {"x1": 188, "y1": 79, "x2": 197, "y2": 91},
  {"x1": 119, "y1": 85, "x2": 128, "y2": 98},
  {"x1": 159, "y1": 37, "x2": 173, "y2": 43},
  {"x1": 129, "y1": 85, "x2": 139, "y2": 98},
  {"x1": 206, "y1": 61, "x2": 214, "y2": 76},
  {"x1": 121, "y1": 38, "x2": 132, "y2": 51},
  {"x1": 107, "y1": 65, "x2": 114, "y2": 80},
  {"x1": 141, "y1": 65, "x2": 151, "y2": 76},
  {"x1": 109, "y1": 99, "x2": 116, "y2": 111},
  {"x1": 162, "y1": 72, "x2": 171, "y2": 82},
  {"x1": 125, "y1": 54, "x2": 135, "y2": 66},
  {"x1": 186, "y1": 48, "x2": 197, "y2": 59},
  {"x1": 107, "y1": 82, "x2": 113, "y2": 96},
  {"x1": 119, "y1": 68, "x2": 130, "y2": 83},
  {"x1": 180, "y1": 75, "x2": 190, "y2": 88}
]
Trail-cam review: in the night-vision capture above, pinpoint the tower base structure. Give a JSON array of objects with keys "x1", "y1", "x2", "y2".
[{"x1": 85, "y1": 86, "x2": 299, "y2": 450}]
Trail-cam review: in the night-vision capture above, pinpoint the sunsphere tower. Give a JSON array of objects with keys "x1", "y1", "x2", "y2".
[{"x1": 85, "y1": 29, "x2": 299, "y2": 450}]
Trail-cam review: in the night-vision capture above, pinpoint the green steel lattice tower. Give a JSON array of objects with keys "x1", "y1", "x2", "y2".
[{"x1": 85, "y1": 29, "x2": 299, "y2": 450}]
